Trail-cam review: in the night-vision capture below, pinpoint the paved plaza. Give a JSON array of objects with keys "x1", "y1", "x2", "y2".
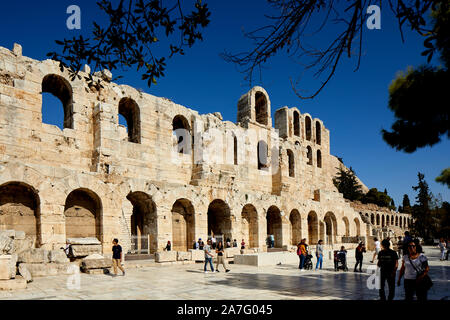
[{"x1": 1, "y1": 246, "x2": 448, "y2": 300}]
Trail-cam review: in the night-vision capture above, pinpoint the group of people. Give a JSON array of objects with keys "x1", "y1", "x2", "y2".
[{"x1": 203, "y1": 239, "x2": 231, "y2": 273}]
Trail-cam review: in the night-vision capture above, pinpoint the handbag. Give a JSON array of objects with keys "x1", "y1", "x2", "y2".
[{"x1": 408, "y1": 255, "x2": 433, "y2": 291}]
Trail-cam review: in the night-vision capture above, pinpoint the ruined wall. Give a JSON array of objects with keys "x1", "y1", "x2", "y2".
[{"x1": 0, "y1": 44, "x2": 411, "y2": 254}]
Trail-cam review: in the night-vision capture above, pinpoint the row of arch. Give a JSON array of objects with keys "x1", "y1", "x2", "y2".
[
  {"x1": 364, "y1": 212, "x2": 411, "y2": 229},
  {"x1": 293, "y1": 111, "x2": 321, "y2": 145},
  {"x1": 0, "y1": 180, "x2": 362, "y2": 252}
]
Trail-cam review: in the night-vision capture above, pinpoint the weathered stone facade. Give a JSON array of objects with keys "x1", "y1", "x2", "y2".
[{"x1": 0, "y1": 44, "x2": 411, "y2": 255}]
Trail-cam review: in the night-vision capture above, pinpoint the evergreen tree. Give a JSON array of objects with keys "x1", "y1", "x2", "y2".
[
  {"x1": 332, "y1": 167, "x2": 363, "y2": 201},
  {"x1": 402, "y1": 194, "x2": 412, "y2": 213},
  {"x1": 411, "y1": 172, "x2": 433, "y2": 240}
]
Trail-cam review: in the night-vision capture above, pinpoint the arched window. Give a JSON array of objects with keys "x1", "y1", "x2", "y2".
[
  {"x1": 118, "y1": 98, "x2": 141, "y2": 143},
  {"x1": 317, "y1": 150, "x2": 322, "y2": 168},
  {"x1": 305, "y1": 116, "x2": 312, "y2": 141},
  {"x1": 316, "y1": 121, "x2": 321, "y2": 145},
  {"x1": 306, "y1": 146, "x2": 313, "y2": 165},
  {"x1": 293, "y1": 111, "x2": 300, "y2": 137},
  {"x1": 257, "y1": 140, "x2": 268, "y2": 170},
  {"x1": 173, "y1": 115, "x2": 191, "y2": 154},
  {"x1": 233, "y1": 135, "x2": 238, "y2": 165},
  {"x1": 287, "y1": 149, "x2": 294, "y2": 177},
  {"x1": 255, "y1": 92, "x2": 268, "y2": 125},
  {"x1": 41, "y1": 74, "x2": 73, "y2": 129}
]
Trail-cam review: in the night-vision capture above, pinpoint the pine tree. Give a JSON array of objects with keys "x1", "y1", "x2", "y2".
[
  {"x1": 412, "y1": 172, "x2": 433, "y2": 239},
  {"x1": 402, "y1": 194, "x2": 412, "y2": 213},
  {"x1": 333, "y1": 167, "x2": 363, "y2": 201}
]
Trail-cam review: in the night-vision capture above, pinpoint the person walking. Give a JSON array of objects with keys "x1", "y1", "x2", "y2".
[
  {"x1": 396, "y1": 236, "x2": 403, "y2": 258},
  {"x1": 315, "y1": 240, "x2": 324, "y2": 270},
  {"x1": 215, "y1": 241, "x2": 230, "y2": 273},
  {"x1": 204, "y1": 239, "x2": 214, "y2": 273},
  {"x1": 112, "y1": 238, "x2": 125, "y2": 277},
  {"x1": 354, "y1": 242, "x2": 366, "y2": 272},
  {"x1": 438, "y1": 238, "x2": 447, "y2": 261},
  {"x1": 397, "y1": 239, "x2": 431, "y2": 301},
  {"x1": 377, "y1": 239, "x2": 398, "y2": 300},
  {"x1": 370, "y1": 237, "x2": 381, "y2": 263},
  {"x1": 297, "y1": 239, "x2": 307, "y2": 271}
]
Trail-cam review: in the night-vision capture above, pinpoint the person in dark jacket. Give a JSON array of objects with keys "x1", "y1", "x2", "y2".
[
  {"x1": 378, "y1": 239, "x2": 398, "y2": 300},
  {"x1": 354, "y1": 242, "x2": 366, "y2": 272}
]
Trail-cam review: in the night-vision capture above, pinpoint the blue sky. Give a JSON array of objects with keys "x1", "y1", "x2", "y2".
[{"x1": 0, "y1": 1, "x2": 448, "y2": 206}]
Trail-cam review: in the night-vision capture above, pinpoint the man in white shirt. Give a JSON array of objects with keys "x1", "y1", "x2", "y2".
[{"x1": 370, "y1": 237, "x2": 381, "y2": 263}]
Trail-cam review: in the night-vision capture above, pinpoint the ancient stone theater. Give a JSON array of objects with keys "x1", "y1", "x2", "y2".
[{"x1": 0, "y1": 44, "x2": 412, "y2": 256}]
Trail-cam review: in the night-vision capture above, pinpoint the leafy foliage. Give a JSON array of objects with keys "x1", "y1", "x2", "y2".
[
  {"x1": 333, "y1": 166, "x2": 363, "y2": 201},
  {"x1": 435, "y1": 167, "x2": 450, "y2": 188},
  {"x1": 47, "y1": 0, "x2": 211, "y2": 87},
  {"x1": 360, "y1": 188, "x2": 396, "y2": 210},
  {"x1": 410, "y1": 172, "x2": 433, "y2": 239}
]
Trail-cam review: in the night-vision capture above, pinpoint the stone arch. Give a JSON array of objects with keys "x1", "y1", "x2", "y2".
[
  {"x1": 376, "y1": 214, "x2": 380, "y2": 226},
  {"x1": 306, "y1": 146, "x2": 313, "y2": 165},
  {"x1": 255, "y1": 91, "x2": 268, "y2": 125},
  {"x1": 305, "y1": 116, "x2": 312, "y2": 141},
  {"x1": 207, "y1": 199, "x2": 232, "y2": 242},
  {"x1": 41, "y1": 74, "x2": 74, "y2": 129},
  {"x1": 324, "y1": 212, "x2": 337, "y2": 245},
  {"x1": 307, "y1": 211, "x2": 318, "y2": 245},
  {"x1": 354, "y1": 218, "x2": 361, "y2": 236},
  {"x1": 118, "y1": 97, "x2": 141, "y2": 143},
  {"x1": 241, "y1": 204, "x2": 258, "y2": 248},
  {"x1": 127, "y1": 191, "x2": 157, "y2": 253},
  {"x1": 391, "y1": 215, "x2": 394, "y2": 226},
  {"x1": 233, "y1": 134, "x2": 238, "y2": 165},
  {"x1": 173, "y1": 114, "x2": 192, "y2": 154},
  {"x1": 287, "y1": 149, "x2": 295, "y2": 177},
  {"x1": 399, "y1": 216, "x2": 403, "y2": 228},
  {"x1": 257, "y1": 140, "x2": 268, "y2": 170},
  {"x1": 64, "y1": 188, "x2": 102, "y2": 241},
  {"x1": 395, "y1": 216, "x2": 398, "y2": 226},
  {"x1": 371, "y1": 213, "x2": 375, "y2": 225},
  {"x1": 0, "y1": 181, "x2": 41, "y2": 246},
  {"x1": 289, "y1": 209, "x2": 302, "y2": 245},
  {"x1": 266, "y1": 206, "x2": 282, "y2": 248},
  {"x1": 171, "y1": 198, "x2": 195, "y2": 252},
  {"x1": 317, "y1": 150, "x2": 322, "y2": 168},
  {"x1": 382, "y1": 215, "x2": 385, "y2": 227},
  {"x1": 316, "y1": 121, "x2": 321, "y2": 145},
  {"x1": 342, "y1": 217, "x2": 350, "y2": 236},
  {"x1": 293, "y1": 111, "x2": 300, "y2": 137}
]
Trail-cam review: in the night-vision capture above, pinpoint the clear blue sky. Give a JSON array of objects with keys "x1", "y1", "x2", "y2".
[{"x1": 0, "y1": 1, "x2": 448, "y2": 206}]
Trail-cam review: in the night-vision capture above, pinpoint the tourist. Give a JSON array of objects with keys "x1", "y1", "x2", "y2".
[
  {"x1": 315, "y1": 240, "x2": 324, "y2": 270},
  {"x1": 270, "y1": 234, "x2": 275, "y2": 248},
  {"x1": 402, "y1": 231, "x2": 412, "y2": 256},
  {"x1": 164, "y1": 240, "x2": 171, "y2": 251},
  {"x1": 297, "y1": 239, "x2": 307, "y2": 271},
  {"x1": 211, "y1": 236, "x2": 217, "y2": 249},
  {"x1": 232, "y1": 239, "x2": 238, "y2": 248},
  {"x1": 215, "y1": 241, "x2": 230, "y2": 272},
  {"x1": 396, "y1": 236, "x2": 403, "y2": 258},
  {"x1": 197, "y1": 238, "x2": 204, "y2": 250},
  {"x1": 204, "y1": 239, "x2": 214, "y2": 273},
  {"x1": 397, "y1": 239, "x2": 431, "y2": 301},
  {"x1": 370, "y1": 237, "x2": 381, "y2": 263},
  {"x1": 240, "y1": 239, "x2": 246, "y2": 250},
  {"x1": 225, "y1": 238, "x2": 231, "y2": 248},
  {"x1": 438, "y1": 238, "x2": 446, "y2": 261},
  {"x1": 193, "y1": 240, "x2": 199, "y2": 249},
  {"x1": 112, "y1": 238, "x2": 125, "y2": 277},
  {"x1": 377, "y1": 239, "x2": 398, "y2": 300},
  {"x1": 354, "y1": 242, "x2": 366, "y2": 272}
]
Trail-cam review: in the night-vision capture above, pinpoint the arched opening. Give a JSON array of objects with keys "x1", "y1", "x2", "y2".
[
  {"x1": 371, "y1": 214, "x2": 375, "y2": 225},
  {"x1": 376, "y1": 214, "x2": 380, "y2": 226},
  {"x1": 64, "y1": 188, "x2": 102, "y2": 241},
  {"x1": 404, "y1": 217, "x2": 407, "y2": 228},
  {"x1": 241, "y1": 204, "x2": 258, "y2": 248},
  {"x1": 287, "y1": 149, "x2": 295, "y2": 177},
  {"x1": 293, "y1": 111, "x2": 300, "y2": 137},
  {"x1": 289, "y1": 209, "x2": 302, "y2": 245},
  {"x1": 354, "y1": 218, "x2": 361, "y2": 236},
  {"x1": 41, "y1": 74, "x2": 73, "y2": 129},
  {"x1": 233, "y1": 134, "x2": 238, "y2": 165},
  {"x1": 324, "y1": 212, "x2": 337, "y2": 245},
  {"x1": 395, "y1": 216, "x2": 398, "y2": 226},
  {"x1": 317, "y1": 150, "x2": 322, "y2": 168},
  {"x1": 118, "y1": 98, "x2": 141, "y2": 143},
  {"x1": 316, "y1": 121, "x2": 321, "y2": 145},
  {"x1": 0, "y1": 182, "x2": 41, "y2": 246},
  {"x1": 266, "y1": 206, "x2": 282, "y2": 248},
  {"x1": 173, "y1": 114, "x2": 191, "y2": 154},
  {"x1": 391, "y1": 215, "x2": 394, "y2": 226},
  {"x1": 306, "y1": 146, "x2": 313, "y2": 165},
  {"x1": 171, "y1": 199, "x2": 195, "y2": 252},
  {"x1": 257, "y1": 140, "x2": 268, "y2": 170},
  {"x1": 207, "y1": 199, "x2": 232, "y2": 242},
  {"x1": 255, "y1": 92, "x2": 268, "y2": 125},
  {"x1": 307, "y1": 211, "x2": 318, "y2": 245},
  {"x1": 342, "y1": 217, "x2": 350, "y2": 237},
  {"x1": 399, "y1": 217, "x2": 403, "y2": 228},
  {"x1": 305, "y1": 116, "x2": 312, "y2": 141},
  {"x1": 382, "y1": 215, "x2": 385, "y2": 227},
  {"x1": 127, "y1": 192, "x2": 157, "y2": 253}
]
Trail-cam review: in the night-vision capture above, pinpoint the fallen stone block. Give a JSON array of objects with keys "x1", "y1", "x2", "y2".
[
  {"x1": 70, "y1": 244, "x2": 102, "y2": 257},
  {"x1": 155, "y1": 251, "x2": 177, "y2": 263},
  {"x1": 11, "y1": 239, "x2": 34, "y2": 254},
  {"x1": 83, "y1": 268, "x2": 111, "y2": 275},
  {"x1": 0, "y1": 255, "x2": 12, "y2": 280},
  {"x1": 225, "y1": 247, "x2": 241, "y2": 258},
  {"x1": 81, "y1": 258, "x2": 112, "y2": 270},
  {"x1": 83, "y1": 253, "x2": 105, "y2": 260},
  {"x1": 48, "y1": 250, "x2": 69, "y2": 264},
  {"x1": 0, "y1": 234, "x2": 14, "y2": 254},
  {"x1": 18, "y1": 264, "x2": 32, "y2": 283},
  {"x1": 14, "y1": 231, "x2": 26, "y2": 240},
  {"x1": 189, "y1": 249, "x2": 205, "y2": 262},
  {"x1": 177, "y1": 251, "x2": 192, "y2": 261},
  {"x1": 0, "y1": 230, "x2": 15, "y2": 238},
  {"x1": 17, "y1": 248, "x2": 49, "y2": 264},
  {"x1": 19, "y1": 263, "x2": 58, "y2": 277},
  {"x1": 66, "y1": 238, "x2": 101, "y2": 245},
  {"x1": 0, "y1": 276, "x2": 27, "y2": 290},
  {"x1": 55, "y1": 263, "x2": 79, "y2": 275}
]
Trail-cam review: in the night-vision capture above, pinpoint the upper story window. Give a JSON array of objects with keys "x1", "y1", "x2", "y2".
[
  {"x1": 41, "y1": 74, "x2": 73, "y2": 129},
  {"x1": 293, "y1": 111, "x2": 300, "y2": 137},
  {"x1": 306, "y1": 146, "x2": 313, "y2": 165},
  {"x1": 118, "y1": 98, "x2": 141, "y2": 143},
  {"x1": 173, "y1": 115, "x2": 191, "y2": 154},
  {"x1": 287, "y1": 149, "x2": 295, "y2": 177},
  {"x1": 316, "y1": 121, "x2": 321, "y2": 145},
  {"x1": 305, "y1": 116, "x2": 312, "y2": 141},
  {"x1": 317, "y1": 150, "x2": 322, "y2": 168},
  {"x1": 257, "y1": 140, "x2": 268, "y2": 170},
  {"x1": 255, "y1": 92, "x2": 268, "y2": 125}
]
